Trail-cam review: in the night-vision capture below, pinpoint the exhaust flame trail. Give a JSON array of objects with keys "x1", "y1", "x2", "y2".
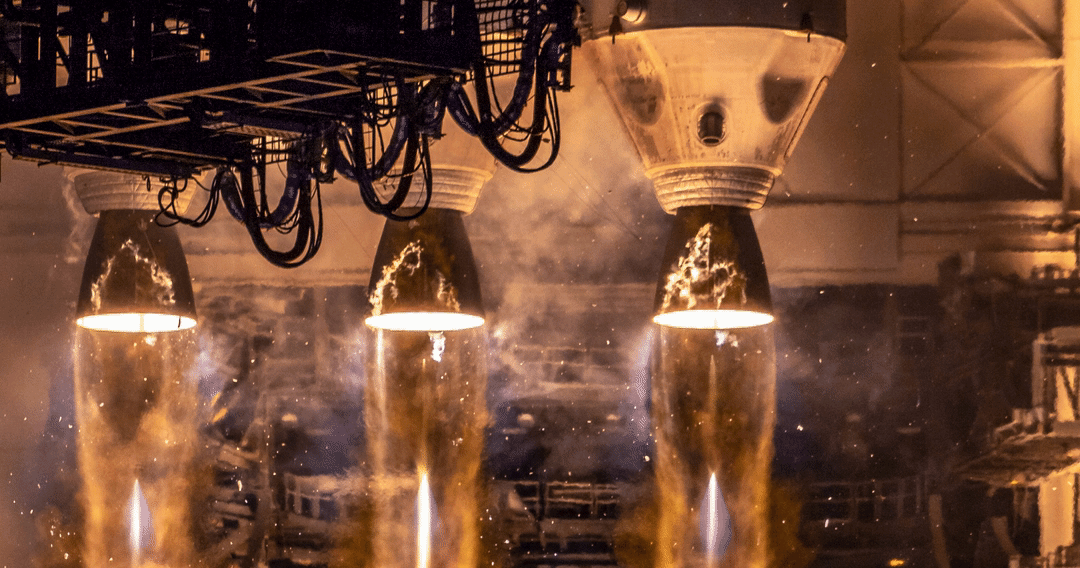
[
  {"x1": 417, "y1": 470, "x2": 433, "y2": 568},
  {"x1": 701, "y1": 472, "x2": 732, "y2": 564},
  {"x1": 127, "y1": 479, "x2": 154, "y2": 568}
]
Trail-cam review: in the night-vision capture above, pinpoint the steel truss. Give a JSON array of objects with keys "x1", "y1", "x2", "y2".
[{"x1": 0, "y1": 0, "x2": 475, "y2": 177}]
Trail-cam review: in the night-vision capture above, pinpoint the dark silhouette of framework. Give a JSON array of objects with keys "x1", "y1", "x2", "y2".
[{"x1": 0, "y1": 0, "x2": 474, "y2": 177}]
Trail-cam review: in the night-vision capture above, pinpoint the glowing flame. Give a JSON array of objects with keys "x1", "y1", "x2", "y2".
[
  {"x1": 368, "y1": 241, "x2": 424, "y2": 318},
  {"x1": 655, "y1": 223, "x2": 772, "y2": 329},
  {"x1": 366, "y1": 240, "x2": 483, "y2": 331},
  {"x1": 78, "y1": 237, "x2": 195, "y2": 333},
  {"x1": 660, "y1": 224, "x2": 742, "y2": 312},
  {"x1": 366, "y1": 312, "x2": 484, "y2": 332},
  {"x1": 700, "y1": 473, "x2": 732, "y2": 563},
  {"x1": 654, "y1": 308, "x2": 773, "y2": 329},
  {"x1": 128, "y1": 480, "x2": 154, "y2": 568},
  {"x1": 77, "y1": 312, "x2": 196, "y2": 333},
  {"x1": 417, "y1": 471, "x2": 433, "y2": 568}
]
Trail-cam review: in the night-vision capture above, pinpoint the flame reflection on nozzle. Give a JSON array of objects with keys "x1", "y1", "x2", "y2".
[
  {"x1": 366, "y1": 209, "x2": 485, "y2": 332},
  {"x1": 654, "y1": 207, "x2": 772, "y2": 330},
  {"x1": 365, "y1": 312, "x2": 485, "y2": 332},
  {"x1": 77, "y1": 312, "x2": 197, "y2": 333},
  {"x1": 653, "y1": 308, "x2": 773, "y2": 330}
]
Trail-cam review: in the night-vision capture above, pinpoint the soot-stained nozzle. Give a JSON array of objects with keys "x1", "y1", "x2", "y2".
[
  {"x1": 76, "y1": 209, "x2": 197, "y2": 333},
  {"x1": 654, "y1": 205, "x2": 772, "y2": 329},
  {"x1": 366, "y1": 208, "x2": 484, "y2": 332}
]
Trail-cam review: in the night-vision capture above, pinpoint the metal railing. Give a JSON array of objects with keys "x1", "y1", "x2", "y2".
[
  {"x1": 511, "y1": 480, "x2": 621, "y2": 520},
  {"x1": 803, "y1": 475, "x2": 926, "y2": 524}
]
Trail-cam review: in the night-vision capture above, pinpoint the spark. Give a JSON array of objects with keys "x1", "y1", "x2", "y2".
[{"x1": 714, "y1": 330, "x2": 739, "y2": 348}]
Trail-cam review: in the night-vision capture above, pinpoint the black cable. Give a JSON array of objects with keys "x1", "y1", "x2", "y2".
[
  {"x1": 196, "y1": 127, "x2": 328, "y2": 268},
  {"x1": 449, "y1": 0, "x2": 546, "y2": 138},
  {"x1": 447, "y1": 0, "x2": 574, "y2": 172},
  {"x1": 471, "y1": 53, "x2": 553, "y2": 171},
  {"x1": 383, "y1": 132, "x2": 434, "y2": 221},
  {"x1": 330, "y1": 79, "x2": 438, "y2": 220},
  {"x1": 218, "y1": 168, "x2": 245, "y2": 222},
  {"x1": 156, "y1": 175, "x2": 219, "y2": 228},
  {"x1": 511, "y1": 83, "x2": 560, "y2": 173},
  {"x1": 235, "y1": 162, "x2": 322, "y2": 268}
]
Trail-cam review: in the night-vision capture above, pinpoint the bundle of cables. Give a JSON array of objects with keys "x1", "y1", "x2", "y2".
[
  {"x1": 156, "y1": 80, "x2": 446, "y2": 268},
  {"x1": 447, "y1": 0, "x2": 579, "y2": 172},
  {"x1": 157, "y1": 133, "x2": 326, "y2": 268},
  {"x1": 324, "y1": 76, "x2": 445, "y2": 221},
  {"x1": 155, "y1": 0, "x2": 580, "y2": 268}
]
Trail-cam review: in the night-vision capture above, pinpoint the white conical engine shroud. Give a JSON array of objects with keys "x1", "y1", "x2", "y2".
[
  {"x1": 71, "y1": 169, "x2": 196, "y2": 215},
  {"x1": 586, "y1": 26, "x2": 845, "y2": 212}
]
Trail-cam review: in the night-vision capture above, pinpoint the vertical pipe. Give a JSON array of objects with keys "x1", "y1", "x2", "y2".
[
  {"x1": 132, "y1": 1, "x2": 152, "y2": 71},
  {"x1": 68, "y1": 7, "x2": 88, "y2": 88},
  {"x1": 39, "y1": 0, "x2": 56, "y2": 89},
  {"x1": 20, "y1": 0, "x2": 40, "y2": 94}
]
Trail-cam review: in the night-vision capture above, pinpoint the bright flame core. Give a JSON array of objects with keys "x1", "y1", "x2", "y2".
[
  {"x1": 699, "y1": 472, "x2": 732, "y2": 562},
  {"x1": 77, "y1": 312, "x2": 197, "y2": 333},
  {"x1": 366, "y1": 312, "x2": 484, "y2": 332},
  {"x1": 417, "y1": 471, "x2": 433, "y2": 568},
  {"x1": 128, "y1": 479, "x2": 154, "y2": 566},
  {"x1": 654, "y1": 309, "x2": 773, "y2": 330},
  {"x1": 705, "y1": 473, "x2": 720, "y2": 558}
]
